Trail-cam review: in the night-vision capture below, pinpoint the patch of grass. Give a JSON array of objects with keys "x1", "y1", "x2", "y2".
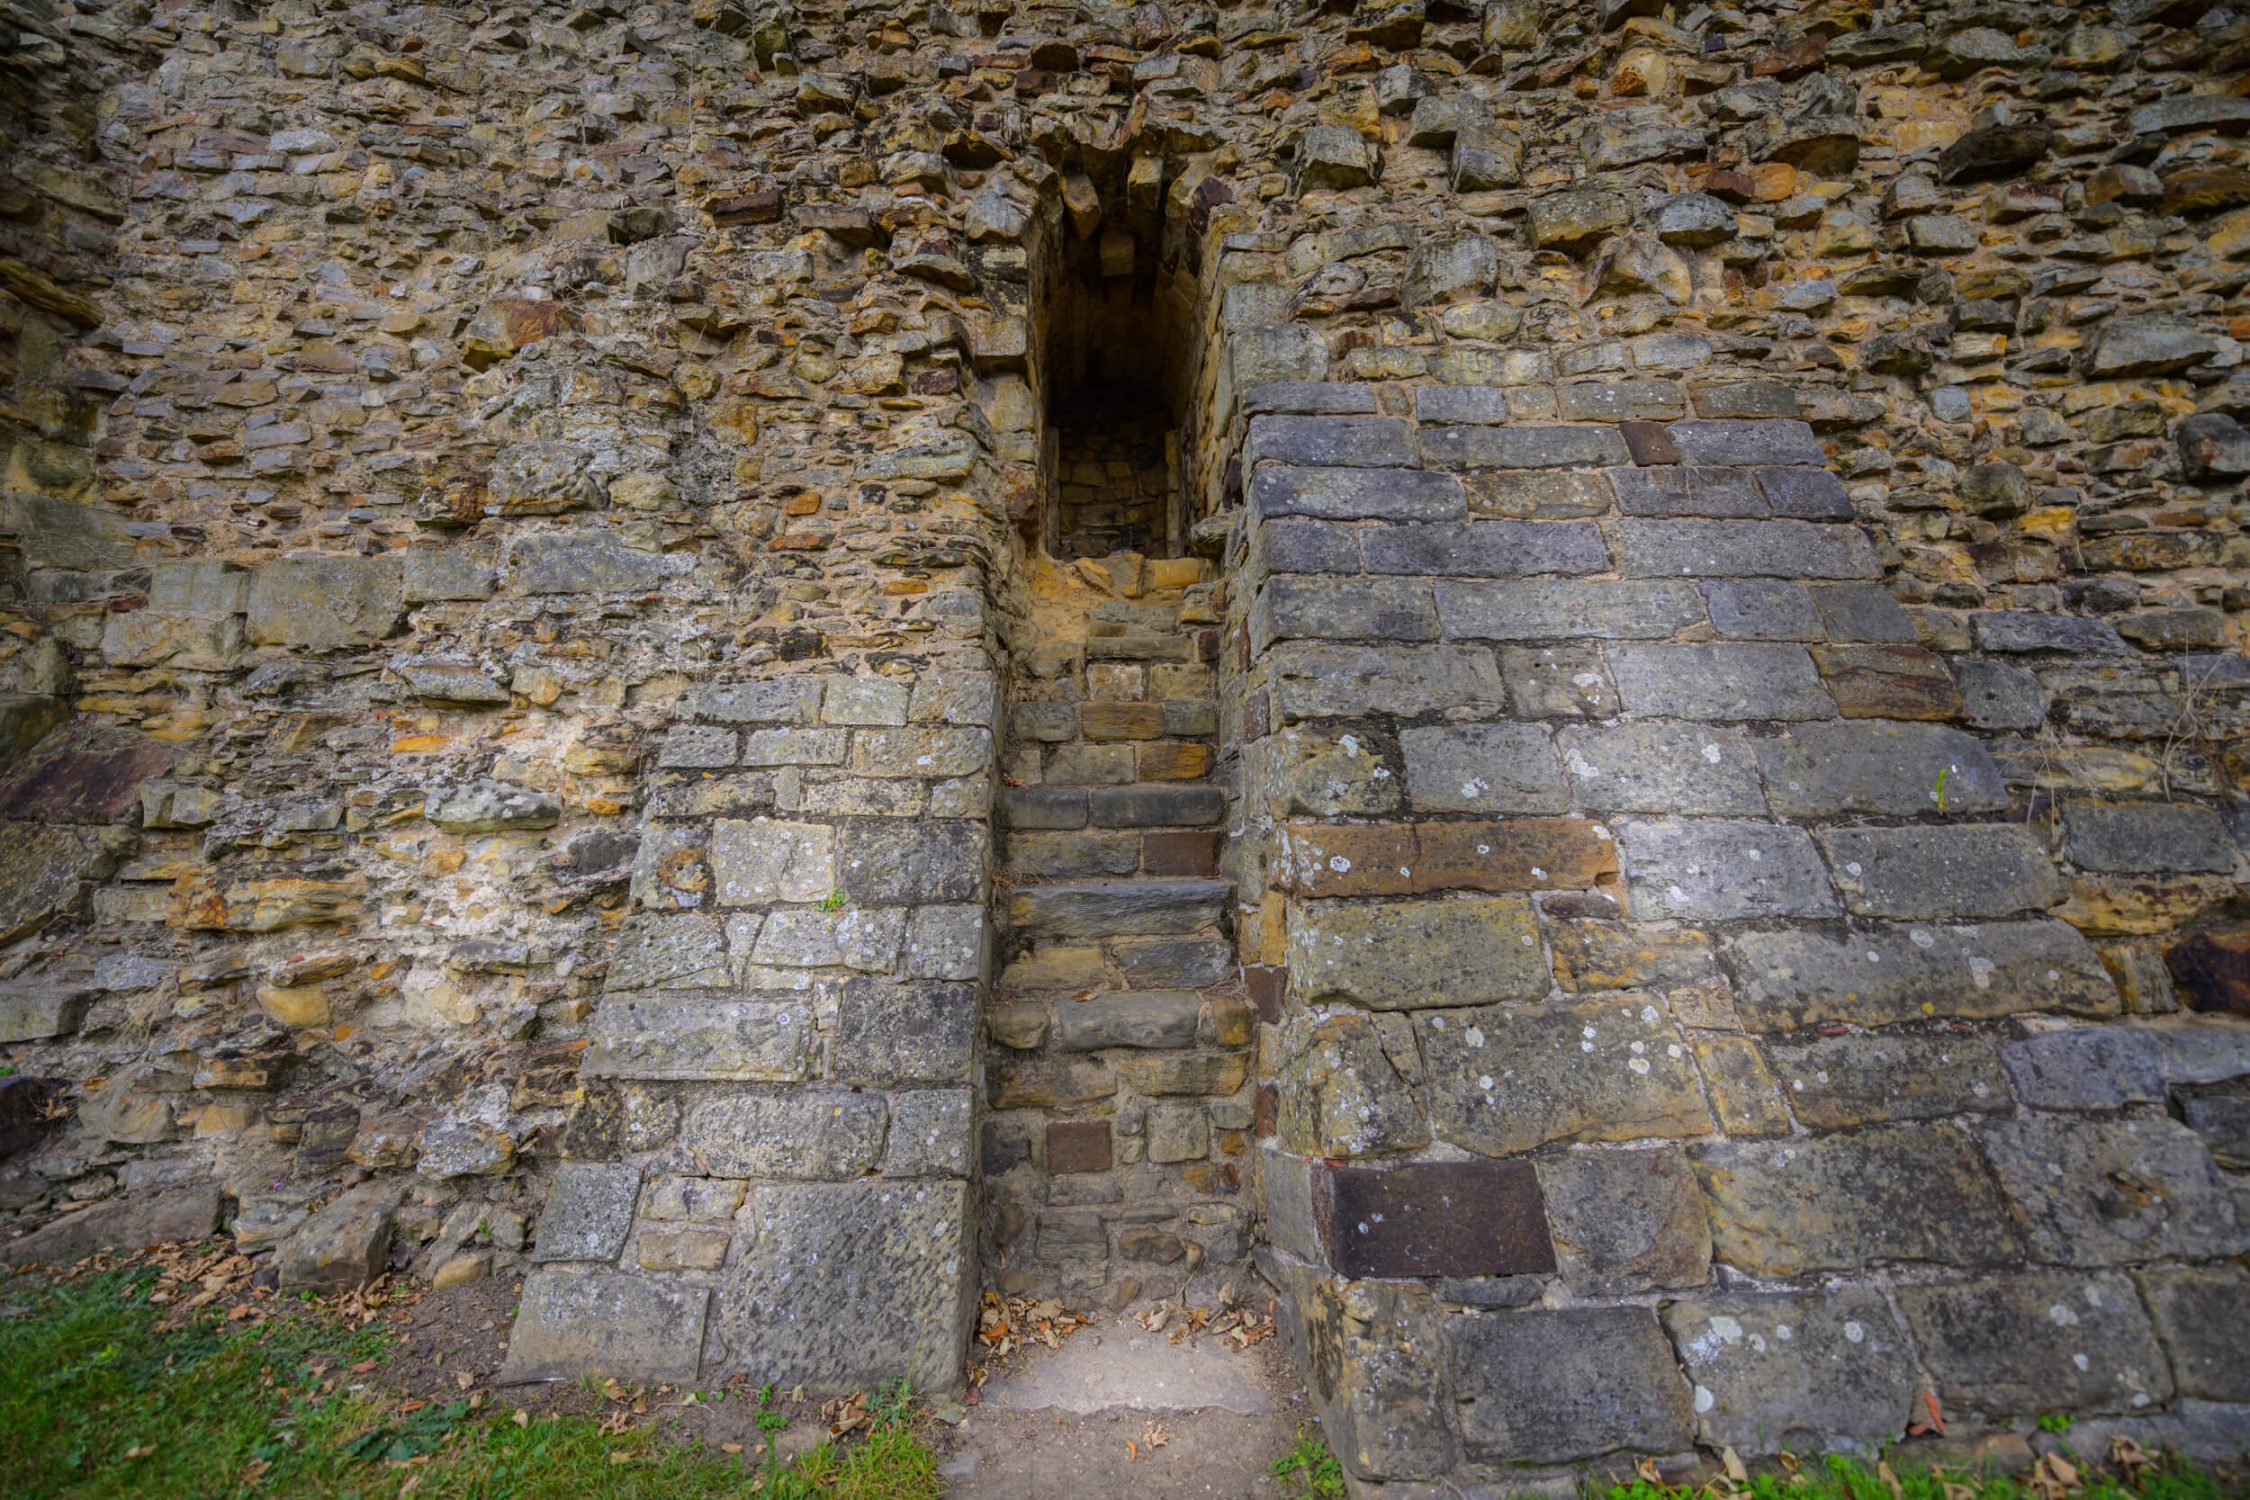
[
  {"x1": 1597, "y1": 1449, "x2": 2244, "y2": 1500},
  {"x1": 1270, "y1": 1427, "x2": 1347, "y2": 1499},
  {"x1": 0, "y1": 1264, "x2": 940, "y2": 1500}
]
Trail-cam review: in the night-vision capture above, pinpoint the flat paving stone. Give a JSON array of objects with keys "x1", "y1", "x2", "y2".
[{"x1": 980, "y1": 1327, "x2": 1282, "y2": 1414}]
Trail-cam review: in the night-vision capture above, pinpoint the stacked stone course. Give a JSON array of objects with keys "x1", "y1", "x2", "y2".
[{"x1": 2, "y1": 0, "x2": 2248, "y2": 1489}]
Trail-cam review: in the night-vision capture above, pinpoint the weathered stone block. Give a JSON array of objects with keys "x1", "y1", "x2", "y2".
[
  {"x1": 278, "y1": 1181, "x2": 402, "y2": 1290},
  {"x1": 1436, "y1": 579, "x2": 1704, "y2": 640},
  {"x1": 1357, "y1": 519, "x2": 1609, "y2": 577},
  {"x1": 1765, "y1": 1032, "x2": 2010, "y2": 1127},
  {"x1": 833, "y1": 980, "x2": 976, "y2": 1084},
  {"x1": 1618, "y1": 519, "x2": 1878, "y2": 580},
  {"x1": 1609, "y1": 643, "x2": 1835, "y2": 720},
  {"x1": 1246, "y1": 415, "x2": 1412, "y2": 468},
  {"x1": 1695, "y1": 1124, "x2": 2018, "y2": 1275},
  {"x1": 0, "y1": 981, "x2": 90, "y2": 1043},
  {"x1": 534, "y1": 1163, "x2": 642, "y2": 1263},
  {"x1": 883, "y1": 1090, "x2": 973, "y2": 1178},
  {"x1": 2000, "y1": 1027, "x2": 2166, "y2": 1110},
  {"x1": 1265, "y1": 642, "x2": 1505, "y2": 720},
  {"x1": 1249, "y1": 727, "x2": 1405, "y2": 818},
  {"x1": 1665, "y1": 419, "x2": 1824, "y2": 466},
  {"x1": 246, "y1": 557, "x2": 404, "y2": 648},
  {"x1": 505, "y1": 531, "x2": 661, "y2": 595},
  {"x1": 585, "y1": 999, "x2": 817, "y2": 1082},
  {"x1": 1399, "y1": 723, "x2": 1567, "y2": 814},
  {"x1": 838, "y1": 821, "x2": 985, "y2": 903},
  {"x1": 1274, "y1": 1011, "x2": 1430, "y2": 1158},
  {"x1": 1423, "y1": 998, "x2": 1713, "y2": 1156},
  {"x1": 1980, "y1": 1114, "x2": 2246, "y2": 1267},
  {"x1": 710, "y1": 819, "x2": 835, "y2": 905},
  {"x1": 1757, "y1": 722, "x2": 2006, "y2": 819},
  {"x1": 1538, "y1": 1145, "x2": 1711, "y2": 1294},
  {"x1": 677, "y1": 1090, "x2": 886, "y2": 1178},
  {"x1": 503, "y1": 1271, "x2": 708, "y2": 1384},
  {"x1": 1559, "y1": 723, "x2": 1767, "y2": 815},
  {"x1": 1726, "y1": 920, "x2": 2118, "y2": 1030},
  {"x1": 1422, "y1": 424, "x2": 1631, "y2": 470},
  {"x1": 1753, "y1": 466, "x2": 1855, "y2": 520},
  {"x1": 2136, "y1": 1266, "x2": 2250, "y2": 1401},
  {"x1": 1819, "y1": 824, "x2": 2060, "y2": 919},
  {"x1": 1617, "y1": 818, "x2": 1838, "y2": 920},
  {"x1": 1663, "y1": 1290, "x2": 1917, "y2": 1455},
  {"x1": 1898, "y1": 1273, "x2": 2172, "y2": 1417},
  {"x1": 1703, "y1": 579, "x2": 1824, "y2": 640},
  {"x1": 752, "y1": 907, "x2": 906, "y2": 971},
  {"x1": 2065, "y1": 801, "x2": 2236, "y2": 875},
  {"x1": 1251, "y1": 577, "x2": 1438, "y2": 651},
  {"x1": 1010, "y1": 878, "x2": 1226, "y2": 939},
  {"x1": 1452, "y1": 1307, "x2": 1694, "y2": 1463},
  {"x1": 1249, "y1": 464, "x2": 1465, "y2": 521},
  {"x1": 1286, "y1": 896, "x2": 1545, "y2": 1010},
  {"x1": 1053, "y1": 990, "x2": 1203, "y2": 1051}
]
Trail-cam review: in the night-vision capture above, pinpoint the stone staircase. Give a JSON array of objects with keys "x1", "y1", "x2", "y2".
[{"x1": 982, "y1": 561, "x2": 1256, "y2": 1310}]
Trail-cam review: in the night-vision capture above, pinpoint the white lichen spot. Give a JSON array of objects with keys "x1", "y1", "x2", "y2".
[
  {"x1": 1701, "y1": 743, "x2": 1723, "y2": 764},
  {"x1": 1694, "y1": 1386, "x2": 1715, "y2": 1413},
  {"x1": 1843, "y1": 1320, "x2": 1865, "y2": 1344},
  {"x1": 1629, "y1": 1056, "x2": 1651, "y2": 1075},
  {"x1": 1329, "y1": 854, "x2": 1352, "y2": 873}
]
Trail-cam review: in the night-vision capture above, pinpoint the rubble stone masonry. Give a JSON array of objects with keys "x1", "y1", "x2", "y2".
[{"x1": 3, "y1": 0, "x2": 2249, "y2": 1489}]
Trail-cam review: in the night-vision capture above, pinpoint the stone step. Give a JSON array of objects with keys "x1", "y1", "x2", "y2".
[
  {"x1": 1001, "y1": 785, "x2": 1224, "y2": 830},
  {"x1": 1007, "y1": 877, "x2": 1231, "y2": 941},
  {"x1": 1011, "y1": 701, "x2": 1218, "y2": 745},
  {"x1": 1086, "y1": 632, "x2": 1199, "y2": 662}
]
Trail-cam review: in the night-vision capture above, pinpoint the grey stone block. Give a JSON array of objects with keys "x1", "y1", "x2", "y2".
[
  {"x1": 1451, "y1": 1308, "x2": 1695, "y2": 1463},
  {"x1": 1287, "y1": 896, "x2": 1546, "y2": 1011},
  {"x1": 677, "y1": 1090, "x2": 886, "y2": 1178},
  {"x1": 1617, "y1": 818, "x2": 1839, "y2": 920},
  {"x1": 1246, "y1": 415, "x2": 1414, "y2": 468},
  {"x1": 1727, "y1": 920, "x2": 2119, "y2": 1031},
  {"x1": 657, "y1": 724, "x2": 737, "y2": 768},
  {"x1": 1503, "y1": 643, "x2": 1620, "y2": 718},
  {"x1": 1696, "y1": 1124, "x2": 2019, "y2": 1274},
  {"x1": 534, "y1": 1163, "x2": 642, "y2": 1263},
  {"x1": 503, "y1": 1270, "x2": 708, "y2": 1384},
  {"x1": 1422, "y1": 998, "x2": 1713, "y2": 1157},
  {"x1": 883, "y1": 1089, "x2": 974, "y2": 1177},
  {"x1": 1957, "y1": 658, "x2": 2048, "y2": 730},
  {"x1": 1000, "y1": 787, "x2": 1087, "y2": 830},
  {"x1": 1753, "y1": 466, "x2": 1856, "y2": 519},
  {"x1": 1756, "y1": 722, "x2": 2007, "y2": 818},
  {"x1": 905, "y1": 906, "x2": 985, "y2": 981},
  {"x1": 2065, "y1": 800, "x2": 2236, "y2": 875},
  {"x1": 1088, "y1": 785, "x2": 1225, "y2": 827},
  {"x1": 711, "y1": 819, "x2": 834, "y2": 905},
  {"x1": 833, "y1": 980, "x2": 976, "y2": 1084},
  {"x1": 1053, "y1": 990, "x2": 1204, "y2": 1050},
  {"x1": 1702, "y1": 580, "x2": 1824, "y2": 640},
  {"x1": 1357, "y1": 520, "x2": 1609, "y2": 577},
  {"x1": 1248, "y1": 464, "x2": 1465, "y2": 521},
  {"x1": 1400, "y1": 722, "x2": 1569, "y2": 814},
  {"x1": 1436, "y1": 579, "x2": 1704, "y2": 640},
  {"x1": 1114, "y1": 938, "x2": 1234, "y2": 989},
  {"x1": 1609, "y1": 466, "x2": 1764, "y2": 517},
  {"x1": 2001, "y1": 1027, "x2": 2167, "y2": 1110},
  {"x1": 838, "y1": 821, "x2": 986, "y2": 903},
  {"x1": 1898, "y1": 1273, "x2": 2173, "y2": 1417},
  {"x1": 1414, "y1": 385, "x2": 1512, "y2": 424},
  {"x1": 1537, "y1": 1145, "x2": 1712, "y2": 1295},
  {"x1": 506, "y1": 531, "x2": 662, "y2": 595},
  {"x1": 1618, "y1": 520, "x2": 1879, "y2": 580},
  {"x1": 690, "y1": 680, "x2": 825, "y2": 724},
  {"x1": 1422, "y1": 424, "x2": 1632, "y2": 469},
  {"x1": 585, "y1": 999, "x2": 818, "y2": 1082},
  {"x1": 1609, "y1": 643, "x2": 1836, "y2": 720},
  {"x1": 1246, "y1": 381, "x2": 1377, "y2": 415},
  {"x1": 1971, "y1": 610, "x2": 2131, "y2": 655},
  {"x1": 1266, "y1": 642, "x2": 1505, "y2": 720},
  {"x1": 247, "y1": 556, "x2": 405, "y2": 648},
  {"x1": 1818, "y1": 824, "x2": 2060, "y2": 919},
  {"x1": 1558, "y1": 379, "x2": 1686, "y2": 423},
  {"x1": 1662, "y1": 1290, "x2": 1919, "y2": 1455},
  {"x1": 1666, "y1": 418, "x2": 1824, "y2": 466},
  {"x1": 1766, "y1": 1032, "x2": 2010, "y2": 1127},
  {"x1": 1810, "y1": 583, "x2": 1917, "y2": 642},
  {"x1": 1559, "y1": 723, "x2": 1766, "y2": 815},
  {"x1": 1253, "y1": 518, "x2": 1363, "y2": 574},
  {"x1": 1009, "y1": 878, "x2": 1228, "y2": 939},
  {"x1": 721, "y1": 1179, "x2": 972, "y2": 1393},
  {"x1": 1981, "y1": 1114, "x2": 2247, "y2": 1267},
  {"x1": 402, "y1": 546, "x2": 493, "y2": 603},
  {"x1": 2137, "y1": 1266, "x2": 2250, "y2": 1401},
  {"x1": 1251, "y1": 577, "x2": 1438, "y2": 651}
]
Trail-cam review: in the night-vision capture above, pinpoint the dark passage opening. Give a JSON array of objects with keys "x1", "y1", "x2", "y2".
[{"x1": 1033, "y1": 185, "x2": 1198, "y2": 562}]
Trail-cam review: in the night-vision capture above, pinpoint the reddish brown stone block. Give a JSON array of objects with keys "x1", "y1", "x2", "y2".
[
  {"x1": 1275, "y1": 822, "x2": 1418, "y2": 896},
  {"x1": 1620, "y1": 420, "x2": 1679, "y2": 465},
  {"x1": 1416, "y1": 818, "x2": 1618, "y2": 893},
  {"x1": 1245, "y1": 965, "x2": 1286, "y2": 1023},
  {"x1": 1313, "y1": 1160, "x2": 1557, "y2": 1279},
  {"x1": 1079, "y1": 701, "x2": 1166, "y2": 740},
  {"x1": 1143, "y1": 829, "x2": 1220, "y2": 876},
  {"x1": 1046, "y1": 1119, "x2": 1113, "y2": 1175},
  {"x1": 2167, "y1": 931, "x2": 2250, "y2": 1014},
  {"x1": 1139, "y1": 741, "x2": 1214, "y2": 781},
  {"x1": 1811, "y1": 643, "x2": 1964, "y2": 720}
]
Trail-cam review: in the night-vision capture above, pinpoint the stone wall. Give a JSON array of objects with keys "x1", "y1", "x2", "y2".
[{"x1": 1, "y1": 0, "x2": 2248, "y2": 1487}]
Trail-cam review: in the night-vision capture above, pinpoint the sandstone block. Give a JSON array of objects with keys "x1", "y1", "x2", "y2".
[
  {"x1": 1609, "y1": 643, "x2": 1835, "y2": 720},
  {"x1": 834, "y1": 980, "x2": 976, "y2": 1084},
  {"x1": 1559, "y1": 723, "x2": 1767, "y2": 815},
  {"x1": 1399, "y1": 723, "x2": 1567, "y2": 814},
  {"x1": 1726, "y1": 920, "x2": 2117, "y2": 1030},
  {"x1": 1422, "y1": 998, "x2": 1713, "y2": 1156},
  {"x1": 1265, "y1": 642, "x2": 1504, "y2": 720},
  {"x1": 1286, "y1": 896, "x2": 1545, "y2": 1010},
  {"x1": 1757, "y1": 722, "x2": 2006, "y2": 818},
  {"x1": 506, "y1": 531, "x2": 661, "y2": 595},
  {"x1": 1436, "y1": 579, "x2": 1704, "y2": 640},
  {"x1": 1452, "y1": 1307, "x2": 1694, "y2": 1463},
  {"x1": 1898, "y1": 1273, "x2": 2172, "y2": 1418},
  {"x1": 2064, "y1": 801, "x2": 2236, "y2": 876},
  {"x1": 2136, "y1": 1265, "x2": 2250, "y2": 1401},
  {"x1": 1663, "y1": 1289, "x2": 1916, "y2": 1455},
  {"x1": 246, "y1": 557, "x2": 403, "y2": 648},
  {"x1": 1249, "y1": 464, "x2": 1464, "y2": 521},
  {"x1": 1617, "y1": 818, "x2": 1838, "y2": 920},
  {"x1": 1819, "y1": 824, "x2": 2060, "y2": 919},
  {"x1": 1695, "y1": 1124, "x2": 2018, "y2": 1275},
  {"x1": 2000, "y1": 1027, "x2": 2166, "y2": 1110},
  {"x1": 677, "y1": 1090, "x2": 885, "y2": 1178},
  {"x1": 1538, "y1": 1145, "x2": 1711, "y2": 1294},
  {"x1": 1766, "y1": 1032, "x2": 2011, "y2": 1128},
  {"x1": 534, "y1": 1163, "x2": 642, "y2": 1263},
  {"x1": 503, "y1": 1270, "x2": 707, "y2": 1384},
  {"x1": 585, "y1": 999, "x2": 817, "y2": 1082},
  {"x1": 1981, "y1": 1114, "x2": 2246, "y2": 1267}
]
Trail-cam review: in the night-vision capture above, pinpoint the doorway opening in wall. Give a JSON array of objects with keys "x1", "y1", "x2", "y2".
[{"x1": 1032, "y1": 187, "x2": 1201, "y2": 563}]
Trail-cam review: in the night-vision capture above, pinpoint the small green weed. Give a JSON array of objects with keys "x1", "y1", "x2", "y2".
[
  {"x1": 818, "y1": 888, "x2": 850, "y2": 913},
  {"x1": 1598, "y1": 1448, "x2": 2241, "y2": 1500},
  {"x1": 1271, "y1": 1427, "x2": 1347, "y2": 1499},
  {"x1": 2040, "y1": 1413, "x2": 2077, "y2": 1434}
]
